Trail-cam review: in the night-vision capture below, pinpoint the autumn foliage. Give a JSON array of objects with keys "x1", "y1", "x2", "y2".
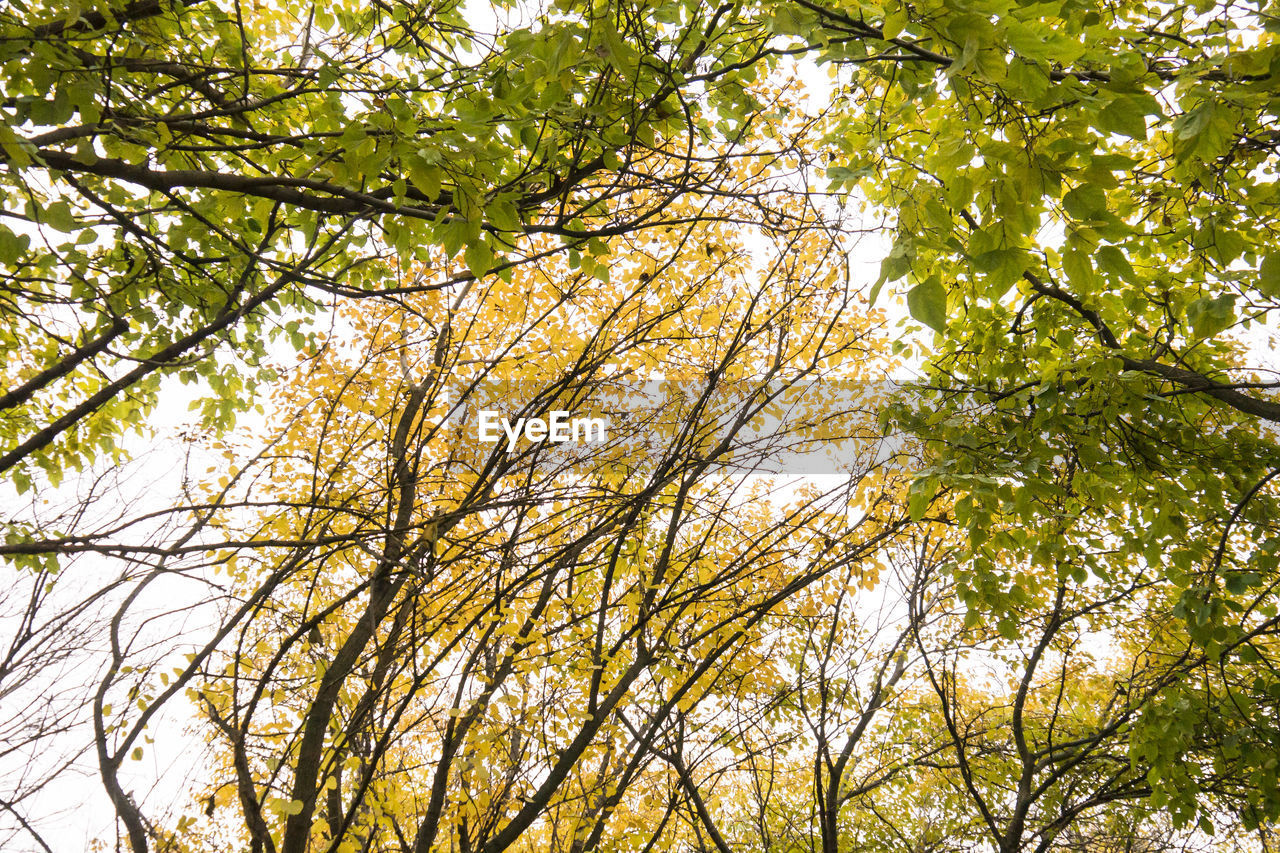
[{"x1": 3, "y1": 0, "x2": 1280, "y2": 851}]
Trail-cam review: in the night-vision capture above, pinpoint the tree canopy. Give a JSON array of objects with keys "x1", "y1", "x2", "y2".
[{"x1": 2, "y1": 0, "x2": 1280, "y2": 851}]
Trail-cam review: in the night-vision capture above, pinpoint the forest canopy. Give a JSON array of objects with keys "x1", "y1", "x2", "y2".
[{"x1": 2, "y1": 0, "x2": 1280, "y2": 851}]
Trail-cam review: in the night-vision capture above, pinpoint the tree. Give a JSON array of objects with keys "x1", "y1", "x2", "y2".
[
  {"x1": 7, "y1": 0, "x2": 1280, "y2": 849},
  {"x1": 30, "y1": 159, "x2": 925, "y2": 853},
  {"x1": 0, "y1": 0, "x2": 799, "y2": 494},
  {"x1": 802, "y1": 0, "x2": 1280, "y2": 832},
  {"x1": 0, "y1": 557, "x2": 121, "y2": 853}
]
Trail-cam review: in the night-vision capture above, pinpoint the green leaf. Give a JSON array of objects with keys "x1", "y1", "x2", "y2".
[
  {"x1": 908, "y1": 475, "x2": 939, "y2": 521},
  {"x1": 882, "y1": 5, "x2": 907, "y2": 39},
  {"x1": 878, "y1": 253, "x2": 910, "y2": 287},
  {"x1": 464, "y1": 240, "x2": 495, "y2": 278},
  {"x1": 907, "y1": 276, "x2": 947, "y2": 332},
  {"x1": 0, "y1": 125, "x2": 32, "y2": 168},
  {"x1": 877, "y1": 237, "x2": 912, "y2": 287},
  {"x1": 42, "y1": 200, "x2": 77, "y2": 233},
  {"x1": 1187, "y1": 293, "x2": 1236, "y2": 337},
  {"x1": 438, "y1": 219, "x2": 469, "y2": 257},
  {"x1": 1098, "y1": 99, "x2": 1150, "y2": 139},
  {"x1": 407, "y1": 159, "x2": 442, "y2": 200},
  {"x1": 825, "y1": 164, "x2": 867, "y2": 188},
  {"x1": 868, "y1": 276, "x2": 887, "y2": 306},
  {"x1": 1062, "y1": 185, "x2": 1107, "y2": 220},
  {"x1": 1095, "y1": 246, "x2": 1136, "y2": 282},
  {"x1": 1260, "y1": 252, "x2": 1280, "y2": 299},
  {"x1": 0, "y1": 227, "x2": 29, "y2": 264},
  {"x1": 1061, "y1": 249, "x2": 1095, "y2": 289}
]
